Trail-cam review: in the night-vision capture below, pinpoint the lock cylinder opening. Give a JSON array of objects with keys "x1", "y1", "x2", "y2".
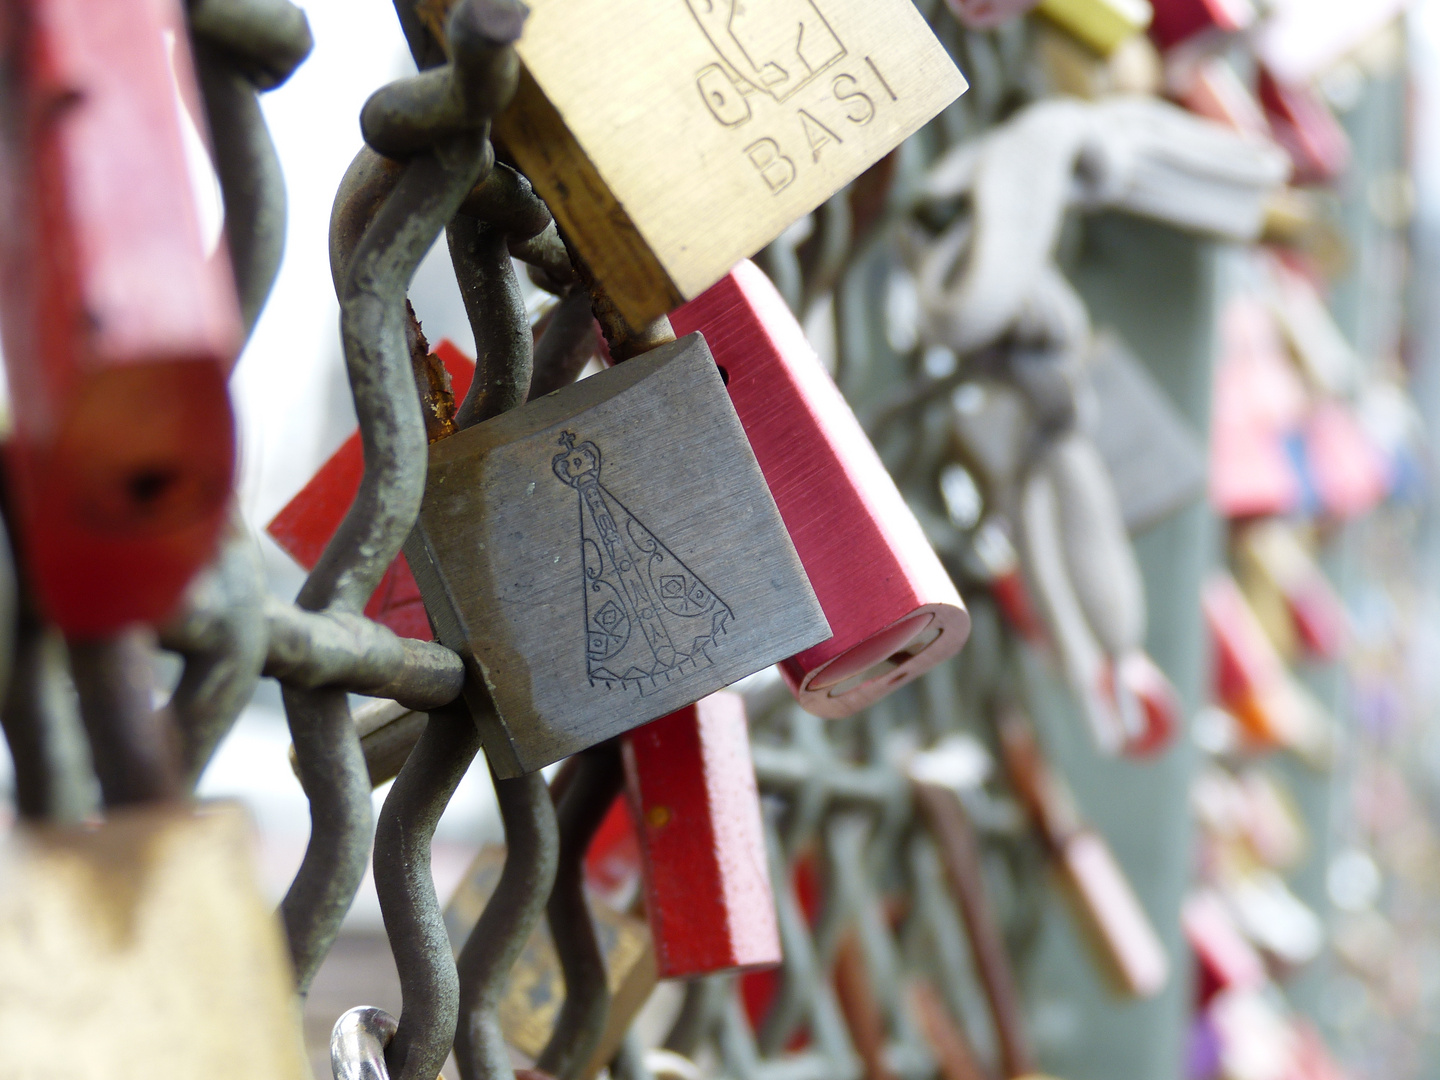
[{"x1": 809, "y1": 614, "x2": 940, "y2": 695}]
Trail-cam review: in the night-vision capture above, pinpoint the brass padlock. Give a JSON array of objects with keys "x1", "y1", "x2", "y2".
[
  {"x1": 417, "y1": 0, "x2": 967, "y2": 325},
  {"x1": 0, "y1": 802, "x2": 309, "y2": 1079},
  {"x1": 1034, "y1": 0, "x2": 1152, "y2": 55},
  {"x1": 444, "y1": 844, "x2": 657, "y2": 1078},
  {"x1": 405, "y1": 333, "x2": 829, "y2": 777}
]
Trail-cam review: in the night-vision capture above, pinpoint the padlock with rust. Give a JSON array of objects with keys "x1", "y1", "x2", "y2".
[
  {"x1": 0, "y1": 0, "x2": 243, "y2": 635},
  {"x1": 414, "y1": 0, "x2": 967, "y2": 326},
  {"x1": 404, "y1": 333, "x2": 830, "y2": 776},
  {"x1": 671, "y1": 261, "x2": 969, "y2": 718}
]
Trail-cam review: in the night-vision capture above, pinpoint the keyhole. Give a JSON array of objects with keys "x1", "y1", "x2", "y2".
[{"x1": 128, "y1": 467, "x2": 178, "y2": 509}]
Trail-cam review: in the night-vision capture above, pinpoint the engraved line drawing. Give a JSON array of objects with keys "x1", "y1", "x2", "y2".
[
  {"x1": 687, "y1": 0, "x2": 847, "y2": 127},
  {"x1": 552, "y1": 431, "x2": 732, "y2": 693}
]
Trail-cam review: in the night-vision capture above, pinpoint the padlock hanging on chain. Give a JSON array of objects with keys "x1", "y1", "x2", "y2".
[
  {"x1": 404, "y1": 335, "x2": 831, "y2": 777},
  {"x1": 456, "y1": 0, "x2": 969, "y2": 328},
  {"x1": 672, "y1": 262, "x2": 970, "y2": 719},
  {"x1": 0, "y1": 0, "x2": 242, "y2": 636}
]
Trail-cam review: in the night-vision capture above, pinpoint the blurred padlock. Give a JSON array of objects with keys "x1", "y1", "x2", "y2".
[
  {"x1": 0, "y1": 0, "x2": 243, "y2": 634},
  {"x1": 1182, "y1": 890, "x2": 1266, "y2": 1006},
  {"x1": 404, "y1": 333, "x2": 829, "y2": 776},
  {"x1": 418, "y1": 0, "x2": 968, "y2": 326},
  {"x1": 1033, "y1": 19, "x2": 1162, "y2": 99},
  {"x1": 1258, "y1": 68, "x2": 1350, "y2": 187},
  {"x1": 1171, "y1": 57, "x2": 1270, "y2": 151},
  {"x1": 1034, "y1": 0, "x2": 1153, "y2": 55},
  {"x1": 621, "y1": 691, "x2": 782, "y2": 978},
  {"x1": 1235, "y1": 520, "x2": 1347, "y2": 662},
  {"x1": 996, "y1": 713, "x2": 1170, "y2": 999},
  {"x1": 1148, "y1": 0, "x2": 1254, "y2": 51},
  {"x1": 0, "y1": 803, "x2": 309, "y2": 1079},
  {"x1": 1201, "y1": 573, "x2": 1333, "y2": 766},
  {"x1": 671, "y1": 261, "x2": 969, "y2": 718},
  {"x1": 444, "y1": 844, "x2": 657, "y2": 1080}
]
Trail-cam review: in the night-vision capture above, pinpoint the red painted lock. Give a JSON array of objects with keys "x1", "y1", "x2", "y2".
[
  {"x1": 0, "y1": 0, "x2": 243, "y2": 635},
  {"x1": 671, "y1": 262, "x2": 970, "y2": 719},
  {"x1": 1174, "y1": 57, "x2": 1269, "y2": 140},
  {"x1": 1258, "y1": 68, "x2": 1350, "y2": 187},
  {"x1": 620, "y1": 691, "x2": 781, "y2": 979},
  {"x1": 1201, "y1": 573, "x2": 1330, "y2": 764},
  {"x1": 1149, "y1": 0, "x2": 1255, "y2": 51},
  {"x1": 1182, "y1": 890, "x2": 1266, "y2": 1006},
  {"x1": 268, "y1": 340, "x2": 477, "y2": 639},
  {"x1": 944, "y1": 0, "x2": 1040, "y2": 30}
]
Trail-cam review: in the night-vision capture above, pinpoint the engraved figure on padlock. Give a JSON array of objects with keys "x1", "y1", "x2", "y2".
[
  {"x1": 686, "y1": 0, "x2": 846, "y2": 126},
  {"x1": 553, "y1": 431, "x2": 732, "y2": 692}
]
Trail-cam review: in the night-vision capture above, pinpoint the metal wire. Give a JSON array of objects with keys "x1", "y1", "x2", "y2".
[
  {"x1": 536, "y1": 742, "x2": 624, "y2": 1080},
  {"x1": 160, "y1": 517, "x2": 268, "y2": 787},
  {"x1": 376, "y1": 699, "x2": 483, "y2": 1080},
  {"x1": 455, "y1": 770, "x2": 560, "y2": 1080},
  {"x1": 67, "y1": 630, "x2": 180, "y2": 807},
  {"x1": 282, "y1": 0, "x2": 523, "y2": 995}
]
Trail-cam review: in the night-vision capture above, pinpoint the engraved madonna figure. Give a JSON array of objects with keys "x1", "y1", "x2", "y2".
[{"x1": 552, "y1": 431, "x2": 732, "y2": 692}]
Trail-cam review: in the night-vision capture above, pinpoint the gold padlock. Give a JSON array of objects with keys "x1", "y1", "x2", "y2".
[
  {"x1": 445, "y1": 844, "x2": 657, "y2": 1079},
  {"x1": 1034, "y1": 0, "x2": 1152, "y2": 55},
  {"x1": 0, "y1": 802, "x2": 309, "y2": 1079},
  {"x1": 422, "y1": 0, "x2": 967, "y2": 325}
]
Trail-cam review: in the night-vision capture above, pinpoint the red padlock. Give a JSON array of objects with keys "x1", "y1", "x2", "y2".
[
  {"x1": 1258, "y1": 68, "x2": 1350, "y2": 187},
  {"x1": 1201, "y1": 573, "x2": 1330, "y2": 764},
  {"x1": 1149, "y1": 0, "x2": 1255, "y2": 51},
  {"x1": 268, "y1": 340, "x2": 478, "y2": 639},
  {"x1": 620, "y1": 691, "x2": 782, "y2": 979},
  {"x1": 671, "y1": 262, "x2": 970, "y2": 719},
  {"x1": 0, "y1": 0, "x2": 242, "y2": 634},
  {"x1": 1182, "y1": 890, "x2": 1266, "y2": 1006},
  {"x1": 1173, "y1": 57, "x2": 1269, "y2": 140}
]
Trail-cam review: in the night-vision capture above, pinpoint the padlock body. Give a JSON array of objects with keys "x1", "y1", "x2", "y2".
[
  {"x1": 0, "y1": 0, "x2": 241, "y2": 634},
  {"x1": 406, "y1": 334, "x2": 829, "y2": 776},
  {"x1": 471, "y1": 0, "x2": 967, "y2": 326},
  {"x1": 1149, "y1": 0, "x2": 1254, "y2": 50},
  {"x1": 445, "y1": 845, "x2": 656, "y2": 1078},
  {"x1": 622, "y1": 691, "x2": 781, "y2": 978},
  {"x1": 1035, "y1": 0, "x2": 1153, "y2": 55},
  {"x1": 0, "y1": 803, "x2": 308, "y2": 1078},
  {"x1": 672, "y1": 262, "x2": 969, "y2": 719}
]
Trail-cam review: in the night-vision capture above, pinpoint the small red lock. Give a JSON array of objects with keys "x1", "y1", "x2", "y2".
[
  {"x1": 621, "y1": 691, "x2": 782, "y2": 979},
  {"x1": 268, "y1": 340, "x2": 477, "y2": 639},
  {"x1": 0, "y1": 0, "x2": 243, "y2": 634},
  {"x1": 1149, "y1": 0, "x2": 1255, "y2": 51},
  {"x1": 671, "y1": 262, "x2": 970, "y2": 719},
  {"x1": 1258, "y1": 68, "x2": 1350, "y2": 187}
]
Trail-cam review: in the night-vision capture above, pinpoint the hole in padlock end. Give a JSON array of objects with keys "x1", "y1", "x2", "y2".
[
  {"x1": 825, "y1": 622, "x2": 945, "y2": 699},
  {"x1": 58, "y1": 360, "x2": 234, "y2": 534},
  {"x1": 809, "y1": 614, "x2": 936, "y2": 692}
]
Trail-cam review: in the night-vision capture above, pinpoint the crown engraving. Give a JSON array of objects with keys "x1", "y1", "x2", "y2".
[{"x1": 552, "y1": 431, "x2": 601, "y2": 488}]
